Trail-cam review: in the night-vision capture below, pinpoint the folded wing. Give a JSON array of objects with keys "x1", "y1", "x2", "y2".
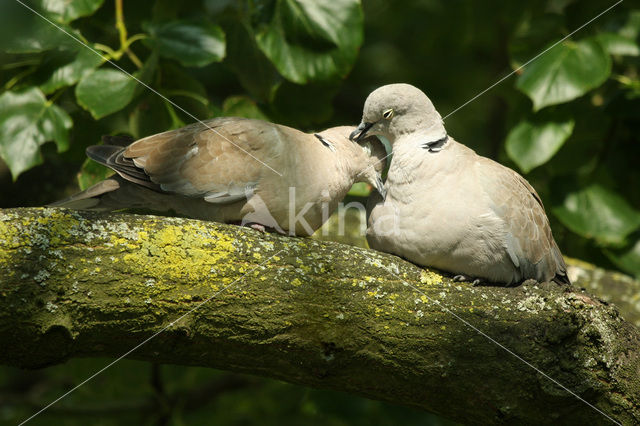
[
  {"x1": 89, "y1": 117, "x2": 287, "y2": 205},
  {"x1": 476, "y1": 157, "x2": 568, "y2": 284}
]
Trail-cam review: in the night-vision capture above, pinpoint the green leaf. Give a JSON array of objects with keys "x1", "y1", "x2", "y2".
[
  {"x1": 146, "y1": 20, "x2": 226, "y2": 67},
  {"x1": 158, "y1": 62, "x2": 210, "y2": 120},
  {"x1": 224, "y1": 19, "x2": 281, "y2": 102},
  {"x1": 203, "y1": 0, "x2": 236, "y2": 15},
  {"x1": 617, "y1": 10, "x2": 640, "y2": 40},
  {"x1": 505, "y1": 117, "x2": 574, "y2": 173},
  {"x1": 221, "y1": 96, "x2": 268, "y2": 120},
  {"x1": 37, "y1": 0, "x2": 105, "y2": 23},
  {"x1": 77, "y1": 157, "x2": 113, "y2": 191},
  {"x1": 552, "y1": 183, "x2": 640, "y2": 246},
  {"x1": 516, "y1": 37, "x2": 611, "y2": 110},
  {"x1": 39, "y1": 47, "x2": 104, "y2": 94},
  {"x1": 129, "y1": 95, "x2": 173, "y2": 139},
  {"x1": 75, "y1": 69, "x2": 137, "y2": 119},
  {"x1": 132, "y1": 51, "x2": 159, "y2": 98},
  {"x1": 604, "y1": 237, "x2": 640, "y2": 278},
  {"x1": 596, "y1": 33, "x2": 640, "y2": 57},
  {"x1": 255, "y1": 0, "x2": 364, "y2": 84},
  {"x1": 160, "y1": 62, "x2": 208, "y2": 99},
  {"x1": 0, "y1": 87, "x2": 72, "y2": 179},
  {"x1": 0, "y1": 4, "x2": 78, "y2": 53},
  {"x1": 347, "y1": 182, "x2": 371, "y2": 197}
]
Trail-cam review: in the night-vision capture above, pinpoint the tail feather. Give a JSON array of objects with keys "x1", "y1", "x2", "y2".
[
  {"x1": 86, "y1": 145, "x2": 160, "y2": 191},
  {"x1": 86, "y1": 145, "x2": 122, "y2": 166},
  {"x1": 48, "y1": 178, "x2": 121, "y2": 210},
  {"x1": 553, "y1": 271, "x2": 571, "y2": 285}
]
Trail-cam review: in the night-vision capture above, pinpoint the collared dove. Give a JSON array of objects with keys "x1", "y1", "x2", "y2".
[
  {"x1": 51, "y1": 117, "x2": 387, "y2": 236},
  {"x1": 350, "y1": 83, "x2": 569, "y2": 286}
]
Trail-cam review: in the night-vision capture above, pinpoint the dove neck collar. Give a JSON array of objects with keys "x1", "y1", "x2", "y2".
[{"x1": 422, "y1": 135, "x2": 449, "y2": 153}]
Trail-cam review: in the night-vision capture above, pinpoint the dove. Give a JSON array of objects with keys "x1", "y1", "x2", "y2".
[
  {"x1": 51, "y1": 117, "x2": 387, "y2": 236},
  {"x1": 350, "y1": 83, "x2": 569, "y2": 286}
]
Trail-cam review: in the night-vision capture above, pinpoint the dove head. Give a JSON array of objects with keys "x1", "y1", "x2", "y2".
[
  {"x1": 349, "y1": 83, "x2": 447, "y2": 145},
  {"x1": 316, "y1": 126, "x2": 387, "y2": 198}
]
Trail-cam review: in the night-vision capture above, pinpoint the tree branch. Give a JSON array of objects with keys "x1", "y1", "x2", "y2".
[{"x1": 0, "y1": 208, "x2": 638, "y2": 424}]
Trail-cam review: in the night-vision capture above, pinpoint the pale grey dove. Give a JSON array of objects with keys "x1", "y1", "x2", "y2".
[
  {"x1": 51, "y1": 117, "x2": 387, "y2": 236},
  {"x1": 350, "y1": 83, "x2": 569, "y2": 286}
]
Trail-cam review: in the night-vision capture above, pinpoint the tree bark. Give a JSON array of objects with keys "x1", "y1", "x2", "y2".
[{"x1": 0, "y1": 207, "x2": 638, "y2": 425}]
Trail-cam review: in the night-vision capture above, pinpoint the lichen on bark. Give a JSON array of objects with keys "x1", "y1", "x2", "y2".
[{"x1": 0, "y1": 207, "x2": 639, "y2": 425}]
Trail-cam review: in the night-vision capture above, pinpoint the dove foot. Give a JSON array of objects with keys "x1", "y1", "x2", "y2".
[
  {"x1": 452, "y1": 275, "x2": 484, "y2": 286},
  {"x1": 248, "y1": 223, "x2": 266, "y2": 233},
  {"x1": 236, "y1": 221, "x2": 287, "y2": 235}
]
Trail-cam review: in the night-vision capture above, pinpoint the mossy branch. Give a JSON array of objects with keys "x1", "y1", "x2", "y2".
[{"x1": 0, "y1": 208, "x2": 639, "y2": 425}]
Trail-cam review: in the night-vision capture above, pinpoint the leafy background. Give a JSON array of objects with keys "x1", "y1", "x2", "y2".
[{"x1": 0, "y1": 0, "x2": 639, "y2": 424}]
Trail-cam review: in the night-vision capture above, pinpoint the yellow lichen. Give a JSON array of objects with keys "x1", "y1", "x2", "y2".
[
  {"x1": 299, "y1": 264, "x2": 311, "y2": 273},
  {"x1": 110, "y1": 221, "x2": 236, "y2": 289},
  {"x1": 420, "y1": 270, "x2": 443, "y2": 286}
]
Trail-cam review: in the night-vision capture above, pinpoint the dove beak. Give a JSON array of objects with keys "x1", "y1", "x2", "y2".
[{"x1": 349, "y1": 122, "x2": 375, "y2": 142}]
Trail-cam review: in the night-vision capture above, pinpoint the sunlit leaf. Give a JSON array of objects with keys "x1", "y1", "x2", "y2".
[
  {"x1": 596, "y1": 33, "x2": 640, "y2": 56},
  {"x1": 75, "y1": 69, "x2": 138, "y2": 119},
  {"x1": 0, "y1": 87, "x2": 72, "y2": 179},
  {"x1": 505, "y1": 117, "x2": 574, "y2": 173},
  {"x1": 39, "y1": 47, "x2": 104, "y2": 94},
  {"x1": 38, "y1": 0, "x2": 105, "y2": 23},
  {"x1": 255, "y1": 0, "x2": 364, "y2": 83},
  {"x1": 0, "y1": 2, "x2": 78, "y2": 53},
  {"x1": 146, "y1": 20, "x2": 225, "y2": 67},
  {"x1": 552, "y1": 183, "x2": 640, "y2": 246},
  {"x1": 516, "y1": 37, "x2": 611, "y2": 110},
  {"x1": 75, "y1": 54, "x2": 156, "y2": 119}
]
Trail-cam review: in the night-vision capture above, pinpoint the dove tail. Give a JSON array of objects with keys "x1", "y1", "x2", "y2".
[
  {"x1": 86, "y1": 145, "x2": 160, "y2": 191},
  {"x1": 86, "y1": 144, "x2": 122, "y2": 166},
  {"x1": 551, "y1": 241, "x2": 571, "y2": 285},
  {"x1": 552, "y1": 271, "x2": 571, "y2": 285},
  {"x1": 48, "y1": 178, "x2": 122, "y2": 210}
]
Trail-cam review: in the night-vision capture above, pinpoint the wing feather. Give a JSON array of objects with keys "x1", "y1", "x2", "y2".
[
  {"x1": 476, "y1": 157, "x2": 567, "y2": 282},
  {"x1": 120, "y1": 117, "x2": 291, "y2": 203}
]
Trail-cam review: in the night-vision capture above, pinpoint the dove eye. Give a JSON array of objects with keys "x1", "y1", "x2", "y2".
[{"x1": 382, "y1": 109, "x2": 394, "y2": 119}]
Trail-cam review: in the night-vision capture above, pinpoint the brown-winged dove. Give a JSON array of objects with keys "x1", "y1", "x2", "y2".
[
  {"x1": 350, "y1": 83, "x2": 569, "y2": 286},
  {"x1": 51, "y1": 117, "x2": 387, "y2": 236}
]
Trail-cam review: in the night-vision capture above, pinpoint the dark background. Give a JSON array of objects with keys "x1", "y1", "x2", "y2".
[{"x1": 0, "y1": 0, "x2": 638, "y2": 424}]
